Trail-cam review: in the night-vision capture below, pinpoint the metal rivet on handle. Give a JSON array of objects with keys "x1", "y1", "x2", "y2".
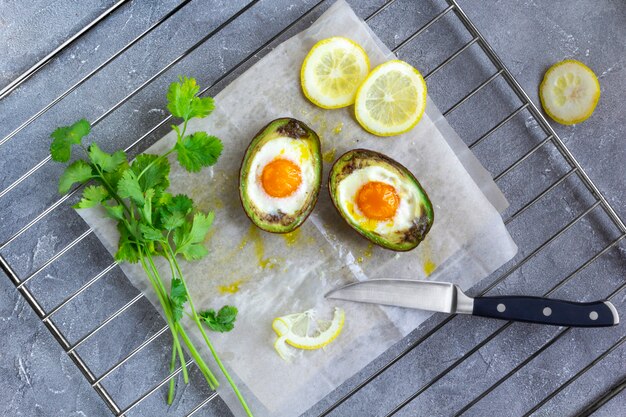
[
  {"x1": 543, "y1": 307, "x2": 552, "y2": 316},
  {"x1": 589, "y1": 311, "x2": 598, "y2": 320},
  {"x1": 497, "y1": 303, "x2": 506, "y2": 312}
]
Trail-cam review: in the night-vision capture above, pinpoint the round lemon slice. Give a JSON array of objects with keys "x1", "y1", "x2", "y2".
[
  {"x1": 539, "y1": 60, "x2": 600, "y2": 125},
  {"x1": 354, "y1": 60, "x2": 427, "y2": 137},
  {"x1": 272, "y1": 308, "x2": 345, "y2": 361},
  {"x1": 301, "y1": 37, "x2": 370, "y2": 109}
]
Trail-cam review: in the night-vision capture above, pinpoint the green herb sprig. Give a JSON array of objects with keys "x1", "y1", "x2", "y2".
[{"x1": 50, "y1": 76, "x2": 251, "y2": 416}]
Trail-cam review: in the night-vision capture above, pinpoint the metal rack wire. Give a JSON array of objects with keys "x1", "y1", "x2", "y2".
[{"x1": 1, "y1": 0, "x2": 624, "y2": 416}]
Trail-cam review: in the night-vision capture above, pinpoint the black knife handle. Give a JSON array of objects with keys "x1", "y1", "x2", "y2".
[{"x1": 473, "y1": 296, "x2": 618, "y2": 327}]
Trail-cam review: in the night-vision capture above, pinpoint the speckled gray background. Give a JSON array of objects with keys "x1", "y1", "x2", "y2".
[{"x1": 1, "y1": 1, "x2": 625, "y2": 416}]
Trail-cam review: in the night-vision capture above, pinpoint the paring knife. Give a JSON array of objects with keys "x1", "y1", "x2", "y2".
[{"x1": 325, "y1": 279, "x2": 619, "y2": 327}]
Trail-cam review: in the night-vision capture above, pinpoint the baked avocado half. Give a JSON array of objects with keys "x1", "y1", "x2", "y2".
[
  {"x1": 328, "y1": 149, "x2": 433, "y2": 251},
  {"x1": 239, "y1": 118, "x2": 322, "y2": 233}
]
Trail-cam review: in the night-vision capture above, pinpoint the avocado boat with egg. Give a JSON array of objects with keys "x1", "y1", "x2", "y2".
[
  {"x1": 328, "y1": 149, "x2": 434, "y2": 251},
  {"x1": 239, "y1": 118, "x2": 322, "y2": 233}
]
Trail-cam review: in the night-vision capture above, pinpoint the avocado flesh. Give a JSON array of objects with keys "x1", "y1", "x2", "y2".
[
  {"x1": 239, "y1": 118, "x2": 322, "y2": 233},
  {"x1": 328, "y1": 149, "x2": 434, "y2": 251}
]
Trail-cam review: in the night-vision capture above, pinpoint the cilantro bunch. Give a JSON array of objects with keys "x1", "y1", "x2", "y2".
[{"x1": 50, "y1": 77, "x2": 252, "y2": 416}]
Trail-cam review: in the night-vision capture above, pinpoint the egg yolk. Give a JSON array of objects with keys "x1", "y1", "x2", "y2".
[
  {"x1": 261, "y1": 158, "x2": 302, "y2": 198},
  {"x1": 356, "y1": 181, "x2": 399, "y2": 220}
]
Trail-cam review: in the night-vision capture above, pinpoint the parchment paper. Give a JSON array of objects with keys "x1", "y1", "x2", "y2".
[{"x1": 79, "y1": 1, "x2": 518, "y2": 416}]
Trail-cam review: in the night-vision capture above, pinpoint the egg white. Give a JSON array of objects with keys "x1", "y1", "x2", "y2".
[
  {"x1": 246, "y1": 137, "x2": 316, "y2": 216},
  {"x1": 336, "y1": 165, "x2": 422, "y2": 234}
]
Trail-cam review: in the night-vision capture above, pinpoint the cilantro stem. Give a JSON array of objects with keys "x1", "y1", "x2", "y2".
[
  {"x1": 176, "y1": 324, "x2": 219, "y2": 388},
  {"x1": 167, "y1": 343, "x2": 177, "y2": 405},
  {"x1": 145, "y1": 250, "x2": 219, "y2": 389},
  {"x1": 164, "y1": 245, "x2": 253, "y2": 417},
  {"x1": 135, "y1": 117, "x2": 186, "y2": 182},
  {"x1": 138, "y1": 249, "x2": 189, "y2": 384},
  {"x1": 94, "y1": 172, "x2": 132, "y2": 217}
]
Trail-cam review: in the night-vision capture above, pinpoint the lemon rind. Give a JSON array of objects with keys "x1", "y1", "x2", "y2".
[
  {"x1": 272, "y1": 308, "x2": 345, "y2": 356},
  {"x1": 284, "y1": 309, "x2": 345, "y2": 350}
]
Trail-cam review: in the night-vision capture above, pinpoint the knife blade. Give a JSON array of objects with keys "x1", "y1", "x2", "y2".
[{"x1": 325, "y1": 279, "x2": 619, "y2": 327}]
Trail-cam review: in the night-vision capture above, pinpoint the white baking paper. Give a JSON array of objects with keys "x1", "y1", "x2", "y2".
[{"x1": 78, "y1": 1, "x2": 518, "y2": 416}]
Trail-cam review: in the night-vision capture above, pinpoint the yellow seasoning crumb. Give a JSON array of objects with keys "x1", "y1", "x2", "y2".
[
  {"x1": 212, "y1": 198, "x2": 224, "y2": 209},
  {"x1": 240, "y1": 225, "x2": 275, "y2": 269},
  {"x1": 260, "y1": 257, "x2": 281, "y2": 269},
  {"x1": 205, "y1": 227, "x2": 217, "y2": 242},
  {"x1": 218, "y1": 280, "x2": 243, "y2": 294},
  {"x1": 356, "y1": 243, "x2": 374, "y2": 264},
  {"x1": 311, "y1": 113, "x2": 328, "y2": 132},
  {"x1": 283, "y1": 229, "x2": 300, "y2": 246},
  {"x1": 238, "y1": 235, "x2": 248, "y2": 250},
  {"x1": 332, "y1": 122, "x2": 343, "y2": 134},
  {"x1": 250, "y1": 227, "x2": 270, "y2": 268},
  {"x1": 364, "y1": 243, "x2": 374, "y2": 258},
  {"x1": 322, "y1": 148, "x2": 336, "y2": 164},
  {"x1": 423, "y1": 260, "x2": 437, "y2": 277}
]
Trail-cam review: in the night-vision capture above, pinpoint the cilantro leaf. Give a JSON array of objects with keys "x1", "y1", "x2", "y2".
[
  {"x1": 169, "y1": 278, "x2": 188, "y2": 322},
  {"x1": 58, "y1": 160, "x2": 93, "y2": 193},
  {"x1": 170, "y1": 194, "x2": 194, "y2": 215},
  {"x1": 115, "y1": 222, "x2": 141, "y2": 263},
  {"x1": 188, "y1": 212, "x2": 214, "y2": 243},
  {"x1": 172, "y1": 221, "x2": 190, "y2": 250},
  {"x1": 199, "y1": 306, "x2": 238, "y2": 332},
  {"x1": 104, "y1": 203, "x2": 124, "y2": 220},
  {"x1": 175, "y1": 132, "x2": 223, "y2": 172},
  {"x1": 178, "y1": 243, "x2": 208, "y2": 260},
  {"x1": 159, "y1": 194, "x2": 194, "y2": 231},
  {"x1": 74, "y1": 185, "x2": 108, "y2": 209},
  {"x1": 157, "y1": 192, "x2": 173, "y2": 207},
  {"x1": 117, "y1": 170, "x2": 145, "y2": 206},
  {"x1": 131, "y1": 154, "x2": 170, "y2": 191},
  {"x1": 170, "y1": 277, "x2": 186, "y2": 299},
  {"x1": 102, "y1": 160, "x2": 129, "y2": 190},
  {"x1": 167, "y1": 76, "x2": 199, "y2": 119},
  {"x1": 139, "y1": 224, "x2": 163, "y2": 241},
  {"x1": 115, "y1": 241, "x2": 140, "y2": 263},
  {"x1": 174, "y1": 212, "x2": 214, "y2": 260},
  {"x1": 167, "y1": 77, "x2": 215, "y2": 121},
  {"x1": 88, "y1": 143, "x2": 126, "y2": 173},
  {"x1": 50, "y1": 119, "x2": 91, "y2": 162},
  {"x1": 162, "y1": 211, "x2": 186, "y2": 231},
  {"x1": 190, "y1": 95, "x2": 215, "y2": 119}
]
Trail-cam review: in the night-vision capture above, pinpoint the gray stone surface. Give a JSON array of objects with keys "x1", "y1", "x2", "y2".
[
  {"x1": 0, "y1": 268, "x2": 113, "y2": 417},
  {"x1": 0, "y1": 0, "x2": 625, "y2": 416}
]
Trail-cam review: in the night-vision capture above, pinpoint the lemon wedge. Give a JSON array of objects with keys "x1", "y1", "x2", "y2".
[
  {"x1": 272, "y1": 308, "x2": 345, "y2": 361},
  {"x1": 539, "y1": 59, "x2": 600, "y2": 125},
  {"x1": 301, "y1": 37, "x2": 370, "y2": 109},
  {"x1": 354, "y1": 60, "x2": 427, "y2": 137}
]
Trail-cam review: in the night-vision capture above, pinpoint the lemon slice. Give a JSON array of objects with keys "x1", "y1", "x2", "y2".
[
  {"x1": 354, "y1": 60, "x2": 427, "y2": 137},
  {"x1": 301, "y1": 37, "x2": 370, "y2": 109},
  {"x1": 539, "y1": 60, "x2": 600, "y2": 125},
  {"x1": 272, "y1": 308, "x2": 345, "y2": 360}
]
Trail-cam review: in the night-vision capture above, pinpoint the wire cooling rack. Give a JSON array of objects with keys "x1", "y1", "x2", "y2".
[{"x1": 1, "y1": 0, "x2": 625, "y2": 416}]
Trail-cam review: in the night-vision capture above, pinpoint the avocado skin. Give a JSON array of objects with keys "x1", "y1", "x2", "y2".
[
  {"x1": 328, "y1": 149, "x2": 434, "y2": 251},
  {"x1": 239, "y1": 118, "x2": 322, "y2": 233}
]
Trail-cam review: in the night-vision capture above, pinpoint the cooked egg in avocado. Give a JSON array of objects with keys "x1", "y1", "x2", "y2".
[
  {"x1": 329, "y1": 149, "x2": 433, "y2": 251},
  {"x1": 240, "y1": 118, "x2": 322, "y2": 233}
]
